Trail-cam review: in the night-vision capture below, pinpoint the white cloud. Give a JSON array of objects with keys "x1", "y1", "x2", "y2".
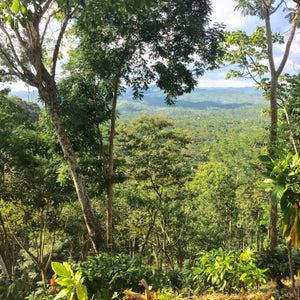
[
  {"x1": 210, "y1": 0, "x2": 263, "y2": 31},
  {"x1": 197, "y1": 77, "x2": 254, "y2": 88},
  {"x1": 202, "y1": 0, "x2": 300, "y2": 87},
  {"x1": 3, "y1": 81, "x2": 36, "y2": 92}
]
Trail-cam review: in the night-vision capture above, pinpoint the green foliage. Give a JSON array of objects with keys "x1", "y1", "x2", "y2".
[
  {"x1": 116, "y1": 115, "x2": 193, "y2": 266},
  {"x1": 73, "y1": 0, "x2": 224, "y2": 104},
  {"x1": 218, "y1": 27, "x2": 270, "y2": 81},
  {"x1": 74, "y1": 253, "x2": 165, "y2": 300},
  {"x1": 277, "y1": 74, "x2": 300, "y2": 153},
  {"x1": 51, "y1": 262, "x2": 88, "y2": 300},
  {"x1": 25, "y1": 280, "x2": 55, "y2": 300},
  {"x1": 259, "y1": 149, "x2": 300, "y2": 245},
  {"x1": 187, "y1": 163, "x2": 239, "y2": 250},
  {"x1": 186, "y1": 248, "x2": 266, "y2": 294},
  {"x1": 256, "y1": 247, "x2": 300, "y2": 282},
  {"x1": 0, "y1": 275, "x2": 29, "y2": 300}
]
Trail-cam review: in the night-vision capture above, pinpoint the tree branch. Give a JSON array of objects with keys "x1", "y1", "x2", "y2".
[
  {"x1": 0, "y1": 27, "x2": 25, "y2": 71},
  {"x1": 276, "y1": 8, "x2": 300, "y2": 76},
  {"x1": 51, "y1": 5, "x2": 79, "y2": 76},
  {"x1": 13, "y1": 234, "x2": 39, "y2": 267}
]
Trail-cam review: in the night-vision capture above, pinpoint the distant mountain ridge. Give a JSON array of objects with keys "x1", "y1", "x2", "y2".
[
  {"x1": 9, "y1": 86, "x2": 265, "y2": 109},
  {"x1": 9, "y1": 90, "x2": 39, "y2": 101}
]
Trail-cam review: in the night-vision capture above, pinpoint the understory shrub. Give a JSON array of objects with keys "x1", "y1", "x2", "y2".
[
  {"x1": 256, "y1": 247, "x2": 300, "y2": 282},
  {"x1": 0, "y1": 275, "x2": 29, "y2": 300},
  {"x1": 185, "y1": 248, "x2": 267, "y2": 294},
  {"x1": 74, "y1": 253, "x2": 166, "y2": 300}
]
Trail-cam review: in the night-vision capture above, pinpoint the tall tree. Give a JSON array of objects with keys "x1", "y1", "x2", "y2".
[
  {"x1": 0, "y1": 0, "x2": 149, "y2": 254},
  {"x1": 217, "y1": 0, "x2": 300, "y2": 247},
  {"x1": 68, "y1": 0, "x2": 224, "y2": 251},
  {"x1": 117, "y1": 115, "x2": 193, "y2": 268}
]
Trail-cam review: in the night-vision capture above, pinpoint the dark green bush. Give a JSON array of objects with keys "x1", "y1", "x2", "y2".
[
  {"x1": 0, "y1": 275, "x2": 29, "y2": 300},
  {"x1": 256, "y1": 247, "x2": 300, "y2": 282}
]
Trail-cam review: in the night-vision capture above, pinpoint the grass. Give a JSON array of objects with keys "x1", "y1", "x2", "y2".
[
  {"x1": 152, "y1": 279, "x2": 300, "y2": 300},
  {"x1": 188, "y1": 280, "x2": 300, "y2": 300}
]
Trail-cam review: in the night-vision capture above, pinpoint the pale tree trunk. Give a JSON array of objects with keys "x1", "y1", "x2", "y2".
[
  {"x1": 264, "y1": 3, "x2": 300, "y2": 248},
  {"x1": 0, "y1": 254, "x2": 8, "y2": 276},
  {"x1": 40, "y1": 86, "x2": 105, "y2": 254},
  {"x1": 0, "y1": 2, "x2": 105, "y2": 254}
]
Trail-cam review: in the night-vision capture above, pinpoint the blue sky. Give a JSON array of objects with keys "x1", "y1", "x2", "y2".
[
  {"x1": 6, "y1": 0, "x2": 300, "y2": 91},
  {"x1": 198, "y1": 0, "x2": 300, "y2": 87}
]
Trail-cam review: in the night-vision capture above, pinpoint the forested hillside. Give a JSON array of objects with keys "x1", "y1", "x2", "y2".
[
  {"x1": 1, "y1": 85, "x2": 275, "y2": 298},
  {"x1": 1, "y1": 0, "x2": 300, "y2": 299}
]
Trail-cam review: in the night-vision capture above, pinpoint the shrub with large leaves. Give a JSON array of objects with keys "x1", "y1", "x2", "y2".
[
  {"x1": 259, "y1": 149, "x2": 300, "y2": 246},
  {"x1": 74, "y1": 253, "x2": 165, "y2": 300},
  {"x1": 186, "y1": 248, "x2": 266, "y2": 294}
]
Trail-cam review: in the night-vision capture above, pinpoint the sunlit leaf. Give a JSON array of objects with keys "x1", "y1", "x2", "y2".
[
  {"x1": 52, "y1": 262, "x2": 71, "y2": 278},
  {"x1": 76, "y1": 282, "x2": 88, "y2": 300},
  {"x1": 11, "y1": 0, "x2": 19, "y2": 13}
]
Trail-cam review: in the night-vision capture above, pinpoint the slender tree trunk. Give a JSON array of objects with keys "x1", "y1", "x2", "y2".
[
  {"x1": 266, "y1": 7, "x2": 279, "y2": 246},
  {"x1": 264, "y1": 2, "x2": 300, "y2": 249},
  {"x1": 39, "y1": 85, "x2": 105, "y2": 255},
  {"x1": 288, "y1": 240, "x2": 295, "y2": 290},
  {"x1": 282, "y1": 106, "x2": 298, "y2": 154},
  {"x1": 0, "y1": 254, "x2": 8, "y2": 276},
  {"x1": 106, "y1": 77, "x2": 119, "y2": 252}
]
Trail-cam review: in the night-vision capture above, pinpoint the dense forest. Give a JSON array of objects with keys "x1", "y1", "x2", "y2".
[{"x1": 1, "y1": 0, "x2": 300, "y2": 299}]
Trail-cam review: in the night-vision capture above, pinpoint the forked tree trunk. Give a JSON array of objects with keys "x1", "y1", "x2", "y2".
[{"x1": 0, "y1": 1, "x2": 104, "y2": 255}]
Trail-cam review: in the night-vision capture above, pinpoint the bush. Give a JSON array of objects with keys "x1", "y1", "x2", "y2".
[
  {"x1": 74, "y1": 253, "x2": 166, "y2": 299},
  {"x1": 0, "y1": 275, "x2": 29, "y2": 300},
  {"x1": 185, "y1": 248, "x2": 267, "y2": 294},
  {"x1": 256, "y1": 247, "x2": 300, "y2": 282}
]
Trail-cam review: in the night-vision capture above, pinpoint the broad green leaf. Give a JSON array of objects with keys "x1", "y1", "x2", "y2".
[
  {"x1": 56, "y1": 277, "x2": 74, "y2": 287},
  {"x1": 67, "y1": 291, "x2": 75, "y2": 300},
  {"x1": 21, "y1": 5, "x2": 26, "y2": 14},
  {"x1": 74, "y1": 270, "x2": 82, "y2": 282},
  {"x1": 271, "y1": 185, "x2": 287, "y2": 206},
  {"x1": 52, "y1": 262, "x2": 71, "y2": 278},
  {"x1": 54, "y1": 287, "x2": 70, "y2": 300},
  {"x1": 11, "y1": 0, "x2": 19, "y2": 13},
  {"x1": 240, "y1": 273, "x2": 247, "y2": 281},
  {"x1": 282, "y1": 224, "x2": 290, "y2": 237},
  {"x1": 63, "y1": 262, "x2": 73, "y2": 276},
  {"x1": 76, "y1": 282, "x2": 88, "y2": 300}
]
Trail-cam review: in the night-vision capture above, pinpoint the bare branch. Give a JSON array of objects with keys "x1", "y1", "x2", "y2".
[
  {"x1": 13, "y1": 234, "x2": 39, "y2": 266},
  {"x1": 276, "y1": 8, "x2": 300, "y2": 76},
  {"x1": 282, "y1": 106, "x2": 298, "y2": 154},
  {"x1": 51, "y1": 5, "x2": 79, "y2": 76},
  {"x1": 272, "y1": 0, "x2": 284, "y2": 14},
  {"x1": 13, "y1": 29, "x2": 28, "y2": 52},
  {"x1": 0, "y1": 46, "x2": 23, "y2": 77},
  {"x1": 0, "y1": 27, "x2": 24, "y2": 71},
  {"x1": 41, "y1": 8, "x2": 64, "y2": 45},
  {"x1": 41, "y1": 0, "x2": 54, "y2": 19},
  {"x1": 45, "y1": 231, "x2": 56, "y2": 271},
  {"x1": 41, "y1": 15, "x2": 52, "y2": 46}
]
